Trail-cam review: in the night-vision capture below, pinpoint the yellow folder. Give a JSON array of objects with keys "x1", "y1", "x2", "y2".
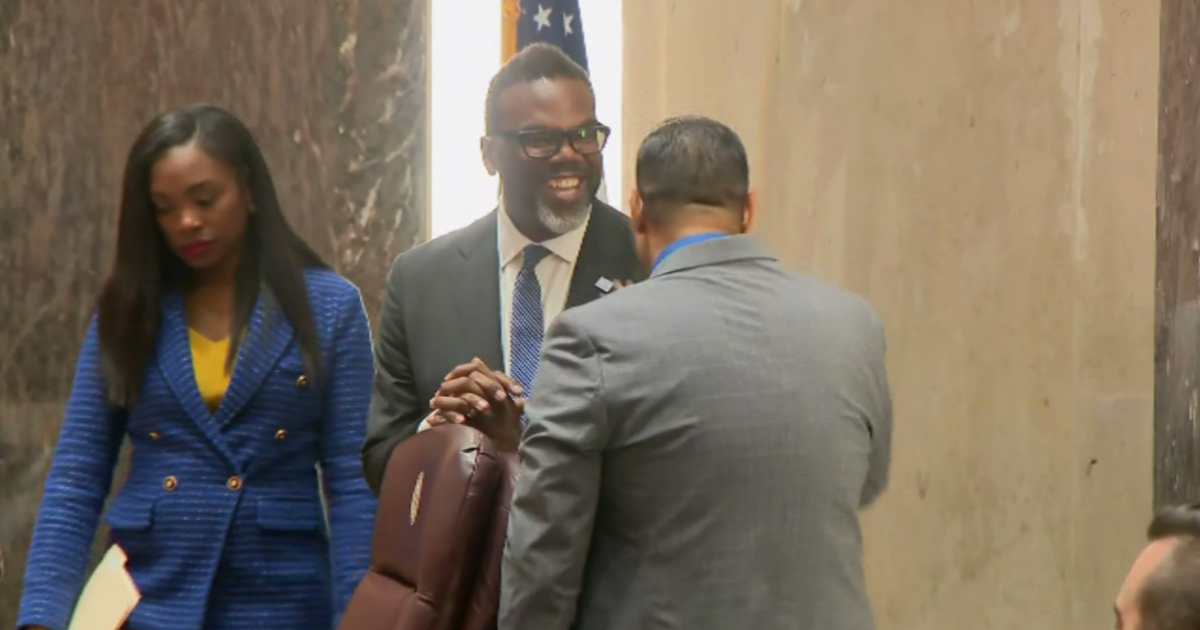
[{"x1": 67, "y1": 544, "x2": 141, "y2": 630}]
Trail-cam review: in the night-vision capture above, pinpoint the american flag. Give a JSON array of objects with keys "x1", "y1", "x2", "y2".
[
  {"x1": 502, "y1": 0, "x2": 609, "y2": 201},
  {"x1": 513, "y1": 1, "x2": 589, "y2": 70}
]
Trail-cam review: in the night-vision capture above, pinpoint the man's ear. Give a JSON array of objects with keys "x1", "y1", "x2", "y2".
[
  {"x1": 629, "y1": 188, "x2": 647, "y2": 234},
  {"x1": 481, "y1": 136, "x2": 497, "y2": 176},
  {"x1": 741, "y1": 189, "x2": 758, "y2": 234}
]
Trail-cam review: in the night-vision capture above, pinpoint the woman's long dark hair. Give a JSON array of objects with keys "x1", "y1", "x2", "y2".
[{"x1": 97, "y1": 104, "x2": 327, "y2": 407}]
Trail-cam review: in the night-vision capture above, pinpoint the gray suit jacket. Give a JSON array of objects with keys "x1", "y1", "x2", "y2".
[
  {"x1": 360, "y1": 202, "x2": 643, "y2": 493},
  {"x1": 500, "y1": 235, "x2": 892, "y2": 630}
]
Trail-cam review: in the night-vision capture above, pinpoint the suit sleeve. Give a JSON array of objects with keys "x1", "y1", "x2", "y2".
[
  {"x1": 17, "y1": 316, "x2": 127, "y2": 630},
  {"x1": 859, "y1": 307, "x2": 893, "y2": 508},
  {"x1": 361, "y1": 255, "x2": 424, "y2": 494},
  {"x1": 500, "y1": 313, "x2": 608, "y2": 630},
  {"x1": 320, "y1": 287, "x2": 379, "y2": 626}
]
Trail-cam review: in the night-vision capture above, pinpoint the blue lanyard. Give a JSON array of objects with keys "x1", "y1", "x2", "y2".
[{"x1": 651, "y1": 233, "x2": 728, "y2": 273}]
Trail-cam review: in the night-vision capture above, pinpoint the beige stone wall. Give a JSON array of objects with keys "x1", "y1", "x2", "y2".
[{"x1": 623, "y1": 1, "x2": 1157, "y2": 628}]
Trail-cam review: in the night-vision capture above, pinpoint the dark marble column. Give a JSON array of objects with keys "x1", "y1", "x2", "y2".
[
  {"x1": 0, "y1": 0, "x2": 427, "y2": 623},
  {"x1": 1155, "y1": 0, "x2": 1200, "y2": 509}
]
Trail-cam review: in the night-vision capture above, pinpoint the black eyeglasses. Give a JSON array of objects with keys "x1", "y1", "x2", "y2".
[{"x1": 494, "y1": 124, "x2": 611, "y2": 159}]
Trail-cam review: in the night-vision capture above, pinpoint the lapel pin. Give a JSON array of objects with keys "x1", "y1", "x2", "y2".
[{"x1": 595, "y1": 277, "x2": 615, "y2": 294}]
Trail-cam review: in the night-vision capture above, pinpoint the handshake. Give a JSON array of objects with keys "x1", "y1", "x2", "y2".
[{"x1": 426, "y1": 358, "x2": 525, "y2": 452}]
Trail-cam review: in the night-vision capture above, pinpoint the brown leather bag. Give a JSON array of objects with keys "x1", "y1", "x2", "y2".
[{"x1": 337, "y1": 425, "x2": 518, "y2": 630}]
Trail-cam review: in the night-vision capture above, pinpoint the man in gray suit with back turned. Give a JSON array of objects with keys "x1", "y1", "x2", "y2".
[{"x1": 495, "y1": 116, "x2": 893, "y2": 630}]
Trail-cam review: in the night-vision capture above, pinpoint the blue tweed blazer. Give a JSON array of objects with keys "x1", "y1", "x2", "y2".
[{"x1": 17, "y1": 269, "x2": 378, "y2": 630}]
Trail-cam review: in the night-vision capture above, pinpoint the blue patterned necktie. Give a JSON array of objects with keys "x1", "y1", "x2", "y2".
[{"x1": 510, "y1": 245, "x2": 551, "y2": 425}]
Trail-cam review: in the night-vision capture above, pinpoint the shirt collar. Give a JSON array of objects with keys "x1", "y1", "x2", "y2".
[
  {"x1": 497, "y1": 197, "x2": 591, "y2": 268},
  {"x1": 651, "y1": 232, "x2": 729, "y2": 273}
]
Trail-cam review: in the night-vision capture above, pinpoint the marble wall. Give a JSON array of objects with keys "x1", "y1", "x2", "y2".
[
  {"x1": 0, "y1": 0, "x2": 428, "y2": 624},
  {"x1": 1155, "y1": 0, "x2": 1200, "y2": 508},
  {"x1": 625, "y1": 0, "x2": 1156, "y2": 628}
]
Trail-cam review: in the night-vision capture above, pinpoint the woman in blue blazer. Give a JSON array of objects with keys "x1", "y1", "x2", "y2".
[{"x1": 17, "y1": 104, "x2": 378, "y2": 630}]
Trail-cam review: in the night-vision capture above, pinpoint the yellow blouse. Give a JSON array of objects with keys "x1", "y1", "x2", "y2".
[{"x1": 189, "y1": 328, "x2": 232, "y2": 412}]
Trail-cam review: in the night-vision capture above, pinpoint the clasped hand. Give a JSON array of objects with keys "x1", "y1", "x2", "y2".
[{"x1": 428, "y1": 358, "x2": 523, "y2": 451}]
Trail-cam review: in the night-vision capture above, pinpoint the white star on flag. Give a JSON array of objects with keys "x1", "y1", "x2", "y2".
[
  {"x1": 563, "y1": 13, "x2": 575, "y2": 36},
  {"x1": 534, "y1": 5, "x2": 553, "y2": 31}
]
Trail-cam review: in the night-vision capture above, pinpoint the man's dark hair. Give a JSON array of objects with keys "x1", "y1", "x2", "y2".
[
  {"x1": 635, "y1": 115, "x2": 750, "y2": 225},
  {"x1": 1141, "y1": 504, "x2": 1200, "y2": 630},
  {"x1": 485, "y1": 43, "x2": 592, "y2": 134}
]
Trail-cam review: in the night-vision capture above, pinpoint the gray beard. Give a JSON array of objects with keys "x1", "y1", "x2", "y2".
[{"x1": 536, "y1": 198, "x2": 591, "y2": 236}]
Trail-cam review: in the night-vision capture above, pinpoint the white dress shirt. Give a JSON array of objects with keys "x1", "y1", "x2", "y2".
[
  {"x1": 419, "y1": 202, "x2": 590, "y2": 431},
  {"x1": 495, "y1": 201, "x2": 590, "y2": 372}
]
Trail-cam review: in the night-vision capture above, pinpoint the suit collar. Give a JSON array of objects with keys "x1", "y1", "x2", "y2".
[
  {"x1": 454, "y1": 210, "x2": 501, "y2": 260},
  {"x1": 567, "y1": 202, "x2": 635, "y2": 306},
  {"x1": 446, "y1": 202, "x2": 638, "y2": 370},
  {"x1": 452, "y1": 212, "x2": 505, "y2": 369},
  {"x1": 649, "y1": 235, "x2": 775, "y2": 279},
  {"x1": 157, "y1": 290, "x2": 294, "y2": 469}
]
